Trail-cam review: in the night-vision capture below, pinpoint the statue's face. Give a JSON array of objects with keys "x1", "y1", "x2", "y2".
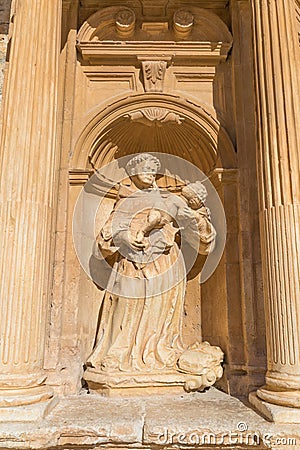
[
  {"x1": 133, "y1": 160, "x2": 157, "y2": 188},
  {"x1": 188, "y1": 196, "x2": 202, "y2": 210},
  {"x1": 182, "y1": 186, "x2": 202, "y2": 210}
]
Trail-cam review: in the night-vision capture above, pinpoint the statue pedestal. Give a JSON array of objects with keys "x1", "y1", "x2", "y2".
[
  {"x1": 84, "y1": 369, "x2": 218, "y2": 396},
  {"x1": 85, "y1": 341, "x2": 224, "y2": 396}
]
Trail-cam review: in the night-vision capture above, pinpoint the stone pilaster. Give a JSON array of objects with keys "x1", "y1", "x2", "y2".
[
  {"x1": 249, "y1": 0, "x2": 300, "y2": 419},
  {"x1": 0, "y1": 0, "x2": 61, "y2": 420}
]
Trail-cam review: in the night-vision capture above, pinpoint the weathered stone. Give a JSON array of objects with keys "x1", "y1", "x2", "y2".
[
  {"x1": 0, "y1": 0, "x2": 299, "y2": 445},
  {"x1": 249, "y1": 0, "x2": 300, "y2": 416},
  {"x1": 0, "y1": 0, "x2": 61, "y2": 418},
  {"x1": 0, "y1": 390, "x2": 299, "y2": 449}
]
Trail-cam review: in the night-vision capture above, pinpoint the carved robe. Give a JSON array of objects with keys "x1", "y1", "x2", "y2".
[{"x1": 87, "y1": 180, "x2": 216, "y2": 374}]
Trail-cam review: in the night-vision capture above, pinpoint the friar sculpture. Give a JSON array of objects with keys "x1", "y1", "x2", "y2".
[{"x1": 84, "y1": 153, "x2": 223, "y2": 393}]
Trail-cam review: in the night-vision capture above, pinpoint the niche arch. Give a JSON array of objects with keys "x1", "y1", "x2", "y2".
[
  {"x1": 71, "y1": 93, "x2": 236, "y2": 175},
  {"x1": 69, "y1": 93, "x2": 239, "y2": 390}
]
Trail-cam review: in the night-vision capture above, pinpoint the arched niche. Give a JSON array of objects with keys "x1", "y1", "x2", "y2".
[
  {"x1": 71, "y1": 93, "x2": 236, "y2": 174},
  {"x1": 67, "y1": 93, "x2": 240, "y2": 388}
]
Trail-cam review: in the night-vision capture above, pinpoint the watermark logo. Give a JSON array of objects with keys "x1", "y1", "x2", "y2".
[
  {"x1": 154, "y1": 424, "x2": 297, "y2": 447},
  {"x1": 237, "y1": 421, "x2": 248, "y2": 432}
]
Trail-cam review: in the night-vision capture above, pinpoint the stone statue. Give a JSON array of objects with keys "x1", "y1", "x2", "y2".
[{"x1": 84, "y1": 153, "x2": 223, "y2": 393}]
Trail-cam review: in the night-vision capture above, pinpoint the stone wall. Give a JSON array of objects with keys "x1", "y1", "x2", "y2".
[
  {"x1": 0, "y1": 0, "x2": 11, "y2": 104},
  {"x1": 296, "y1": 0, "x2": 300, "y2": 44}
]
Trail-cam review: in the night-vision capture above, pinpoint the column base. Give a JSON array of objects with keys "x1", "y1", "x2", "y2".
[
  {"x1": 257, "y1": 384, "x2": 300, "y2": 408},
  {"x1": 0, "y1": 385, "x2": 57, "y2": 422},
  {"x1": 249, "y1": 391, "x2": 300, "y2": 423}
]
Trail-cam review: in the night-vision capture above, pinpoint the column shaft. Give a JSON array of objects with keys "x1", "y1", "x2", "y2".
[
  {"x1": 0, "y1": 0, "x2": 61, "y2": 416},
  {"x1": 251, "y1": 0, "x2": 300, "y2": 407}
]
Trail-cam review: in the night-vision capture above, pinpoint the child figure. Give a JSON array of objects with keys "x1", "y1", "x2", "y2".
[{"x1": 135, "y1": 181, "x2": 214, "y2": 251}]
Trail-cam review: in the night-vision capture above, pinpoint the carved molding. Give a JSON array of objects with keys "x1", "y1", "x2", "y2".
[
  {"x1": 79, "y1": 0, "x2": 228, "y2": 7},
  {"x1": 212, "y1": 168, "x2": 239, "y2": 185},
  {"x1": 76, "y1": 6, "x2": 233, "y2": 66},
  {"x1": 173, "y1": 68, "x2": 215, "y2": 83},
  {"x1": 69, "y1": 169, "x2": 93, "y2": 186},
  {"x1": 82, "y1": 68, "x2": 137, "y2": 90},
  {"x1": 77, "y1": 6, "x2": 134, "y2": 41},
  {"x1": 77, "y1": 42, "x2": 231, "y2": 66},
  {"x1": 141, "y1": 61, "x2": 167, "y2": 92}
]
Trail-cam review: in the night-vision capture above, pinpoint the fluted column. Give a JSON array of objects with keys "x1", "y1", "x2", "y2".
[
  {"x1": 250, "y1": 0, "x2": 300, "y2": 414},
  {"x1": 0, "y1": 0, "x2": 61, "y2": 420}
]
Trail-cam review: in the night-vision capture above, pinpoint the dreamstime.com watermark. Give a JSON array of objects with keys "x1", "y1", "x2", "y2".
[{"x1": 154, "y1": 422, "x2": 297, "y2": 447}]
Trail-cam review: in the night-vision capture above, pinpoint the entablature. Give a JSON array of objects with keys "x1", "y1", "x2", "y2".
[
  {"x1": 76, "y1": 5, "x2": 232, "y2": 67},
  {"x1": 77, "y1": 41, "x2": 231, "y2": 66}
]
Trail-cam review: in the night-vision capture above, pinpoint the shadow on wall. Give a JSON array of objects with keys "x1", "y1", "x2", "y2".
[
  {"x1": 0, "y1": 0, "x2": 12, "y2": 35},
  {"x1": 0, "y1": 0, "x2": 12, "y2": 105}
]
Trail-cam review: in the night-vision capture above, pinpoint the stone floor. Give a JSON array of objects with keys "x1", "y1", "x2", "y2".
[{"x1": 0, "y1": 388, "x2": 299, "y2": 449}]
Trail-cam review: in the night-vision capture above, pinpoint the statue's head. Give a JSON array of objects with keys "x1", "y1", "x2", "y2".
[
  {"x1": 126, "y1": 153, "x2": 161, "y2": 188},
  {"x1": 182, "y1": 181, "x2": 207, "y2": 210}
]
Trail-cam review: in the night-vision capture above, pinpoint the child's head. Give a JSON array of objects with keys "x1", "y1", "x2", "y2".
[{"x1": 182, "y1": 181, "x2": 207, "y2": 210}]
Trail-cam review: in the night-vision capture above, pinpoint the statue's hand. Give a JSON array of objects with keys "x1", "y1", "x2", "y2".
[
  {"x1": 116, "y1": 230, "x2": 146, "y2": 251},
  {"x1": 177, "y1": 205, "x2": 195, "y2": 222},
  {"x1": 136, "y1": 230, "x2": 146, "y2": 244},
  {"x1": 129, "y1": 236, "x2": 147, "y2": 250}
]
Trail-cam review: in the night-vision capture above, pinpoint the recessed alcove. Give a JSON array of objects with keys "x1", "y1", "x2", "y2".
[
  {"x1": 45, "y1": 0, "x2": 265, "y2": 410},
  {"x1": 1, "y1": 0, "x2": 300, "y2": 443},
  {"x1": 66, "y1": 90, "x2": 249, "y2": 399}
]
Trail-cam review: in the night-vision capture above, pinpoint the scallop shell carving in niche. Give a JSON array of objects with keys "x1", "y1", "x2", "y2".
[{"x1": 125, "y1": 108, "x2": 184, "y2": 126}]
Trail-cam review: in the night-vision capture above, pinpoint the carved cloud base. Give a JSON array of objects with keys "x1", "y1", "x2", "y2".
[
  {"x1": 249, "y1": 392, "x2": 300, "y2": 423},
  {"x1": 0, "y1": 386, "x2": 57, "y2": 422}
]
